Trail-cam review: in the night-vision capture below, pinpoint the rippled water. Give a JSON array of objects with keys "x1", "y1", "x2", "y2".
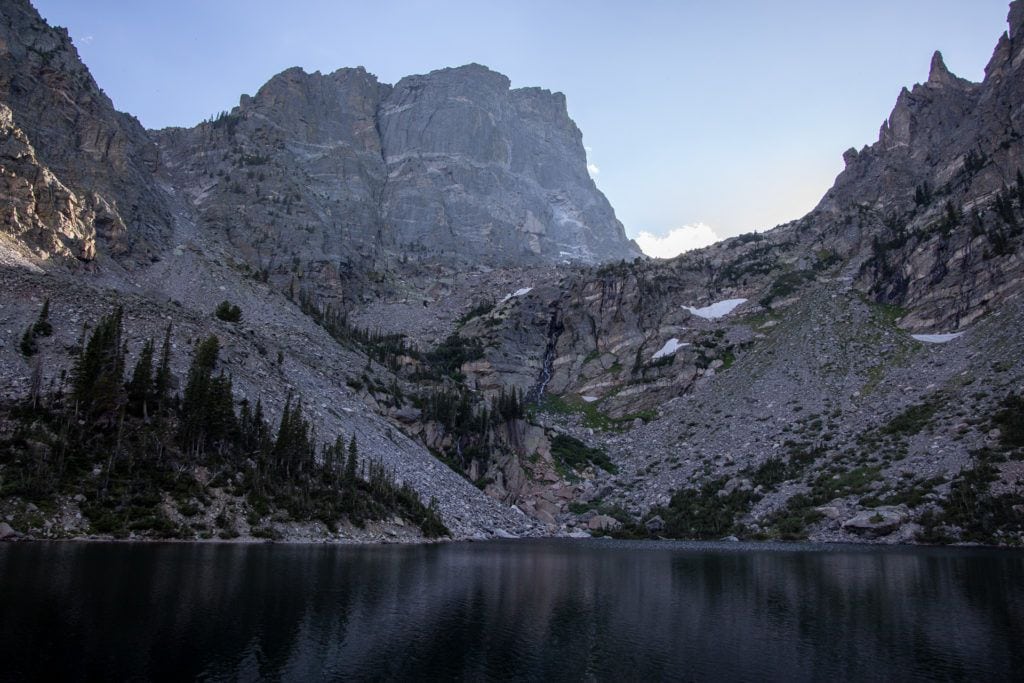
[{"x1": 1, "y1": 539, "x2": 1022, "y2": 681}]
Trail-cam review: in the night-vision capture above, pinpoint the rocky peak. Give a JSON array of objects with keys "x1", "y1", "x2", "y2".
[
  {"x1": 152, "y1": 57, "x2": 639, "y2": 287},
  {"x1": 926, "y1": 51, "x2": 967, "y2": 89},
  {"x1": 1011, "y1": 0, "x2": 1024, "y2": 40}
]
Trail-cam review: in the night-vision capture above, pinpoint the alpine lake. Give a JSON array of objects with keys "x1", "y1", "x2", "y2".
[{"x1": 1, "y1": 538, "x2": 1022, "y2": 681}]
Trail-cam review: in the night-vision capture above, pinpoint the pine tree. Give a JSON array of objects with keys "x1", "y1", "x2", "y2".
[
  {"x1": 154, "y1": 323, "x2": 173, "y2": 411},
  {"x1": 345, "y1": 434, "x2": 359, "y2": 485},
  {"x1": 205, "y1": 372, "x2": 238, "y2": 454},
  {"x1": 127, "y1": 339, "x2": 154, "y2": 417},
  {"x1": 179, "y1": 335, "x2": 221, "y2": 453},
  {"x1": 32, "y1": 298, "x2": 52, "y2": 337},
  {"x1": 72, "y1": 306, "x2": 126, "y2": 424},
  {"x1": 19, "y1": 325, "x2": 37, "y2": 357}
]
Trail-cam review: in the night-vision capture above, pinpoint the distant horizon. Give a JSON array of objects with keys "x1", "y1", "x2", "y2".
[{"x1": 33, "y1": 0, "x2": 1012, "y2": 257}]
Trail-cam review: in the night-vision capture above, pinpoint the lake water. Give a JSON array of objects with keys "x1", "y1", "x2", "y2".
[{"x1": 1, "y1": 539, "x2": 1022, "y2": 681}]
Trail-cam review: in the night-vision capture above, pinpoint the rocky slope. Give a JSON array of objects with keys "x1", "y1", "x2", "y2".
[
  {"x1": 441, "y1": 3, "x2": 1024, "y2": 542},
  {"x1": 1, "y1": 0, "x2": 1023, "y2": 545}
]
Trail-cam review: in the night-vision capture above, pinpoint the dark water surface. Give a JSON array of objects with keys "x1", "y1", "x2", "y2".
[{"x1": 1, "y1": 539, "x2": 1022, "y2": 681}]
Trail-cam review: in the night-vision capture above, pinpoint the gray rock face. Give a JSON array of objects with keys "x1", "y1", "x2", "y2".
[
  {"x1": 0, "y1": 0, "x2": 173, "y2": 260},
  {"x1": 380, "y1": 65, "x2": 638, "y2": 264},
  {"x1": 0, "y1": 103, "x2": 97, "y2": 261},
  {"x1": 154, "y1": 63, "x2": 640, "y2": 298}
]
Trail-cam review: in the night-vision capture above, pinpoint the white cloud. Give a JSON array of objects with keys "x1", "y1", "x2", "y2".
[
  {"x1": 78, "y1": 35, "x2": 94, "y2": 45},
  {"x1": 587, "y1": 163, "x2": 600, "y2": 176},
  {"x1": 634, "y1": 223, "x2": 721, "y2": 259},
  {"x1": 585, "y1": 145, "x2": 593, "y2": 153}
]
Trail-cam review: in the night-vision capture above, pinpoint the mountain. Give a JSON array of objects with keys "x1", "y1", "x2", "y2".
[
  {"x1": 0, "y1": 0, "x2": 1022, "y2": 546},
  {"x1": 154, "y1": 62, "x2": 640, "y2": 303}
]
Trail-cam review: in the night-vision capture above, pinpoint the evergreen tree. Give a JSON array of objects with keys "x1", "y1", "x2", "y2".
[
  {"x1": 205, "y1": 372, "x2": 238, "y2": 454},
  {"x1": 127, "y1": 339, "x2": 154, "y2": 417},
  {"x1": 32, "y1": 298, "x2": 52, "y2": 337},
  {"x1": 179, "y1": 335, "x2": 221, "y2": 453},
  {"x1": 154, "y1": 323, "x2": 173, "y2": 411},
  {"x1": 345, "y1": 434, "x2": 359, "y2": 484},
  {"x1": 19, "y1": 325, "x2": 37, "y2": 357},
  {"x1": 72, "y1": 306, "x2": 126, "y2": 424}
]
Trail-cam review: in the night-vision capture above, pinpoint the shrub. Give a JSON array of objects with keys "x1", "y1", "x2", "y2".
[{"x1": 215, "y1": 301, "x2": 242, "y2": 322}]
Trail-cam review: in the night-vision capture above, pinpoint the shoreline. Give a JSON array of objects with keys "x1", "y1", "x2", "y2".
[{"x1": 3, "y1": 531, "x2": 1019, "y2": 551}]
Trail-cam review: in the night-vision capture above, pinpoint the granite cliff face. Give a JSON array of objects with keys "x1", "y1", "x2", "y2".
[
  {"x1": 0, "y1": 0, "x2": 173, "y2": 260},
  {"x1": 379, "y1": 65, "x2": 634, "y2": 264},
  {"x1": 154, "y1": 62, "x2": 640, "y2": 302},
  {"x1": 0, "y1": 103, "x2": 96, "y2": 261}
]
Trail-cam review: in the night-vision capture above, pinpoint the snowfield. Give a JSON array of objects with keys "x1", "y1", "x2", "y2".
[
  {"x1": 911, "y1": 332, "x2": 965, "y2": 343},
  {"x1": 501, "y1": 287, "x2": 533, "y2": 303},
  {"x1": 652, "y1": 338, "x2": 688, "y2": 360},
  {"x1": 683, "y1": 298, "x2": 747, "y2": 319}
]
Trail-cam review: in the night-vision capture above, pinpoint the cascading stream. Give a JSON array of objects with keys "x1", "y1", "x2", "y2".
[{"x1": 528, "y1": 307, "x2": 564, "y2": 404}]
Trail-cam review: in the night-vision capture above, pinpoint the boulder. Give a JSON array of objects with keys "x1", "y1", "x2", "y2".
[
  {"x1": 588, "y1": 514, "x2": 620, "y2": 531},
  {"x1": 842, "y1": 507, "x2": 907, "y2": 538},
  {"x1": 644, "y1": 515, "x2": 665, "y2": 533}
]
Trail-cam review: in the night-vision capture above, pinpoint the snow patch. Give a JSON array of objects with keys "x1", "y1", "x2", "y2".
[
  {"x1": 652, "y1": 338, "x2": 688, "y2": 360},
  {"x1": 501, "y1": 287, "x2": 533, "y2": 303},
  {"x1": 683, "y1": 298, "x2": 747, "y2": 319},
  {"x1": 911, "y1": 332, "x2": 964, "y2": 343},
  {"x1": 581, "y1": 396, "x2": 600, "y2": 403}
]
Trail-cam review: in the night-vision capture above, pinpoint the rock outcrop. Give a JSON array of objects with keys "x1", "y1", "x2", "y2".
[
  {"x1": 0, "y1": 0, "x2": 174, "y2": 259},
  {"x1": 0, "y1": 103, "x2": 96, "y2": 260}
]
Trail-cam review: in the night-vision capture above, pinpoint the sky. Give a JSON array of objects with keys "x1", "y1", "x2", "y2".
[{"x1": 34, "y1": 0, "x2": 1012, "y2": 258}]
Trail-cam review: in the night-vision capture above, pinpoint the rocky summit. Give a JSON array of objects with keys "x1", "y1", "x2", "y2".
[{"x1": 0, "y1": 0, "x2": 1022, "y2": 547}]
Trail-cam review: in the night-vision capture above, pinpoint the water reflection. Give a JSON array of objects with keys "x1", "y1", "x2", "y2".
[{"x1": 1, "y1": 540, "x2": 1022, "y2": 680}]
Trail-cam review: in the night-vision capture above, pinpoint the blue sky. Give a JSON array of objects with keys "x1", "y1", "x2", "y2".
[{"x1": 34, "y1": 1, "x2": 1011, "y2": 256}]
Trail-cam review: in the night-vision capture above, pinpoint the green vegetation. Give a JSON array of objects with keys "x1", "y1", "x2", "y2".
[
  {"x1": 648, "y1": 477, "x2": 755, "y2": 540},
  {"x1": 214, "y1": 300, "x2": 242, "y2": 322},
  {"x1": 860, "y1": 476, "x2": 943, "y2": 509},
  {"x1": 423, "y1": 333, "x2": 485, "y2": 381},
  {"x1": 535, "y1": 394, "x2": 654, "y2": 432},
  {"x1": 761, "y1": 462, "x2": 882, "y2": 540},
  {"x1": 880, "y1": 394, "x2": 943, "y2": 437},
  {"x1": 0, "y1": 305, "x2": 448, "y2": 540},
  {"x1": 748, "y1": 444, "x2": 821, "y2": 490},
  {"x1": 413, "y1": 386, "x2": 526, "y2": 473},
  {"x1": 19, "y1": 298, "x2": 52, "y2": 357},
  {"x1": 918, "y1": 456, "x2": 1024, "y2": 545},
  {"x1": 759, "y1": 270, "x2": 815, "y2": 308},
  {"x1": 456, "y1": 299, "x2": 496, "y2": 325},
  {"x1": 550, "y1": 434, "x2": 617, "y2": 475},
  {"x1": 295, "y1": 287, "x2": 418, "y2": 371},
  {"x1": 993, "y1": 392, "x2": 1024, "y2": 451}
]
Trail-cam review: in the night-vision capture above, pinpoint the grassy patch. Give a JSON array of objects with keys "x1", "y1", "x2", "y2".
[
  {"x1": 550, "y1": 434, "x2": 618, "y2": 474},
  {"x1": 993, "y1": 393, "x2": 1024, "y2": 451},
  {"x1": 536, "y1": 394, "x2": 654, "y2": 432},
  {"x1": 881, "y1": 395, "x2": 943, "y2": 437}
]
